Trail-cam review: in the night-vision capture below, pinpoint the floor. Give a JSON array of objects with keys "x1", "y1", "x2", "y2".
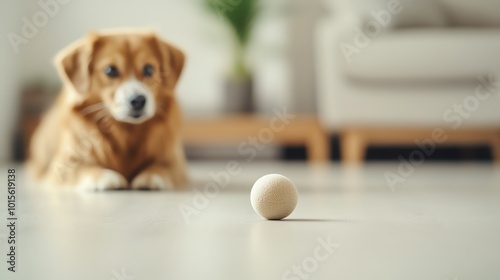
[{"x1": 1, "y1": 162, "x2": 500, "y2": 280}]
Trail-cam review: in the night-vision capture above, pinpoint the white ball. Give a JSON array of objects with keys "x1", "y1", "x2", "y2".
[{"x1": 250, "y1": 174, "x2": 298, "y2": 220}]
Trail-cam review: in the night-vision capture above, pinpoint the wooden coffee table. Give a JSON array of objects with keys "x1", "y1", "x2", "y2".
[{"x1": 183, "y1": 115, "x2": 330, "y2": 163}]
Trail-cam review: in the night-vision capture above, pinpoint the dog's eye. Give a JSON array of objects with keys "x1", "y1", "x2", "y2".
[
  {"x1": 105, "y1": 65, "x2": 120, "y2": 78},
  {"x1": 143, "y1": 64, "x2": 154, "y2": 78}
]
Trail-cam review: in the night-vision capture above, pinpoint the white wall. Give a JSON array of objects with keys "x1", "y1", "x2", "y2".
[{"x1": 0, "y1": 1, "x2": 23, "y2": 162}]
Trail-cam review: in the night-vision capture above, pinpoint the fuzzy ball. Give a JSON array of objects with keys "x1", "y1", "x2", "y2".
[{"x1": 250, "y1": 174, "x2": 298, "y2": 220}]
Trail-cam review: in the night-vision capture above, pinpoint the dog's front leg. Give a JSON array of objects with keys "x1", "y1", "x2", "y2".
[
  {"x1": 131, "y1": 164, "x2": 175, "y2": 191},
  {"x1": 131, "y1": 162, "x2": 188, "y2": 191},
  {"x1": 73, "y1": 166, "x2": 128, "y2": 191}
]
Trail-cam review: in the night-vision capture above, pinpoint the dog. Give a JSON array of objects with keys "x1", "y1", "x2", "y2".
[{"x1": 29, "y1": 29, "x2": 188, "y2": 191}]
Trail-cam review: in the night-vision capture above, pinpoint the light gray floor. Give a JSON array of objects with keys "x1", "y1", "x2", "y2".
[{"x1": 1, "y1": 162, "x2": 500, "y2": 280}]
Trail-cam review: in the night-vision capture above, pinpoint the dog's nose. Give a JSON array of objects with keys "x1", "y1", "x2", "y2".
[{"x1": 130, "y1": 94, "x2": 146, "y2": 111}]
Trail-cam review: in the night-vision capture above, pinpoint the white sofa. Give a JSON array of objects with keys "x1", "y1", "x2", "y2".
[{"x1": 315, "y1": 0, "x2": 500, "y2": 163}]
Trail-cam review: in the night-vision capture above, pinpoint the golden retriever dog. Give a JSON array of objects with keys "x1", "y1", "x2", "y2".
[{"x1": 29, "y1": 29, "x2": 188, "y2": 191}]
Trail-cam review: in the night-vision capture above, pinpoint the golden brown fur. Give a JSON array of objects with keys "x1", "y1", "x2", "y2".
[{"x1": 29, "y1": 30, "x2": 188, "y2": 190}]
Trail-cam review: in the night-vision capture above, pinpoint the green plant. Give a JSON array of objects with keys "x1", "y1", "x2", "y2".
[{"x1": 205, "y1": 0, "x2": 258, "y2": 79}]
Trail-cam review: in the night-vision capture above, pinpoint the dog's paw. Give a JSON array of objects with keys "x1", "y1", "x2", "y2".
[
  {"x1": 77, "y1": 169, "x2": 128, "y2": 191},
  {"x1": 131, "y1": 172, "x2": 173, "y2": 191}
]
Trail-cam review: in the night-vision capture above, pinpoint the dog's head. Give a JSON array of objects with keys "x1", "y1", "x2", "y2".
[{"x1": 56, "y1": 30, "x2": 184, "y2": 124}]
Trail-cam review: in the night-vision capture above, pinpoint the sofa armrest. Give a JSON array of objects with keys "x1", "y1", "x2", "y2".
[
  {"x1": 314, "y1": 12, "x2": 362, "y2": 126},
  {"x1": 314, "y1": 3, "x2": 369, "y2": 75}
]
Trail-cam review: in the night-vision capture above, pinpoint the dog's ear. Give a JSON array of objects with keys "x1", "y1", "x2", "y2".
[
  {"x1": 55, "y1": 33, "x2": 99, "y2": 100},
  {"x1": 153, "y1": 36, "x2": 185, "y2": 88}
]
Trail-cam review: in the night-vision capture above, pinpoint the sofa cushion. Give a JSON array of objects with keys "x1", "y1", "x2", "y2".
[
  {"x1": 439, "y1": 0, "x2": 500, "y2": 27},
  {"x1": 331, "y1": 0, "x2": 449, "y2": 28},
  {"x1": 340, "y1": 29, "x2": 500, "y2": 82},
  {"x1": 392, "y1": 0, "x2": 448, "y2": 28}
]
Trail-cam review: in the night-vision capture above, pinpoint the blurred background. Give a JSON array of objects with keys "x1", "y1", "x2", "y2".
[{"x1": 1, "y1": 0, "x2": 499, "y2": 164}]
